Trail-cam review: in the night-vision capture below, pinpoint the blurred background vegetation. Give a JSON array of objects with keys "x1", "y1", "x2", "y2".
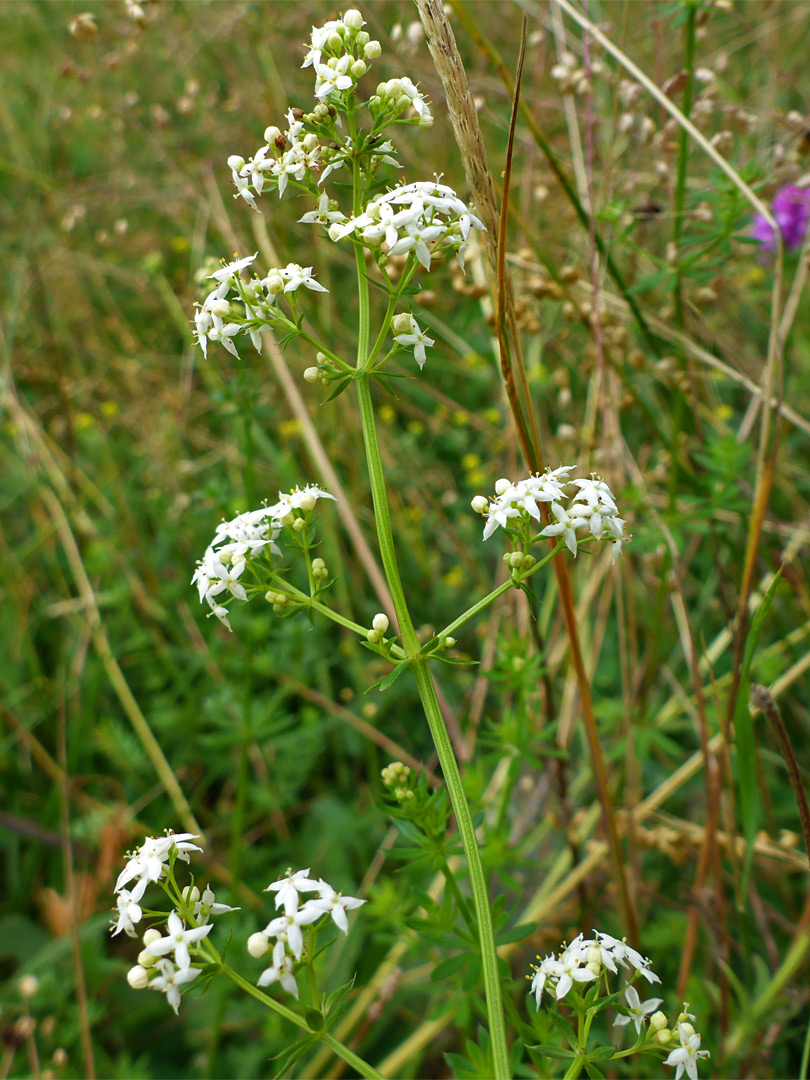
[{"x1": 2, "y1": 0, "x2": 810, "y2": 1077}]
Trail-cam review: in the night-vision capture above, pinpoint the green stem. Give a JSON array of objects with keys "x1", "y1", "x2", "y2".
[
  {"x1": 215, "y1": 954, "x2": 385, "y2": 1080},
  {"x1": 349, "y1": 130, "x2": 508, "y2": 1074},
  {"x1": 436, "y1": 542, "x2": 562, "y2": 642}
]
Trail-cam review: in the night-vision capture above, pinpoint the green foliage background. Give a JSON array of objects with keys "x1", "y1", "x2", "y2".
[{"x1": 1, "y1": 1, "x2": 810, "y2": 1077}]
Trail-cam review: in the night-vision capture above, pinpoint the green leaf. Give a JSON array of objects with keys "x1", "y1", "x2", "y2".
[
  {"x1": 430, "y1": 953, "x2": 468, "y2": 981},
  {"x1": 735, "y1": 568, "x2": 782, "y2": 890},
  {"x1": 304, "y1": 1007, "x2": 324, "y2": 1031},
  {"x1": 496, "y1": 922, "x2": 536, "y2": 945},
  {"x1": 548, "y1": 1008, "x2": 578, "y2": 1048},
  {"x1": 587, "y1": 1045, "x2": 617, "y2": 1062},
  {"x1": 523, "y1": 1044, "x2": 577, "y2": 1060}
]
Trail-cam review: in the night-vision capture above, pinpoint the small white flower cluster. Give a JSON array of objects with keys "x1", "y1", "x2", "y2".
[
  {"x1": 528, "y1": 931, "x2": 710, "y2": 1079},
  {"x1": 471, "y1": 468, "x2": 626, "y2": 562},
  {"x1": 302, "y1": 10, "x2": 381, "y2": 97},
  {"x1": 247, "y1": 868, "x2": 365, "y2": 999},
  {"x1": 529, "y1": 930, "x2": 660, "y2": 1006},
  {"x1": 113, "y1": 832, "x2": 239, "y2": 1016},
  {"x1": 330, "y1": 179, "x2": 485, "y2": 272},
  {"x1": 194, "y1": 253, "x2": 328, "y2": 359},
  {"x1": 113, "y1": 832, "x2": 202, "y2": 919},
  {"x1": 191, "y1": 486, "x2": 336, "y2": 632},
  {"x1": 228, "y1": 109, "x2": 336, "y2": 209}
]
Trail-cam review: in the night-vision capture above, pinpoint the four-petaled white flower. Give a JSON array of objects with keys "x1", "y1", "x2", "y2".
[
  {"x1": 148, "y1": 958, "x2": 201, "y2": 1015},
  {"x1": 114, "y1": 833, "x2": 202, "y2": 903},
  {"x1": 112, "y1": 890, "x2": 142, "y2": 938},
  {"x1": 310, "y1": 879, "x2": 366, "y2": 933},
  {"x1": 262, "y1": 905, "x2": 324, "y2": 960},
  {"x1": 542, "y1": 944, "x2": 598, "y2": 1001},
  {"x1": 266, "y1": 868, "x2": 321, "y2": 915},
  {"x1": 664, "y1": 1023, "x2": 710, "y2": 1080},
  {"x1": 614, "y1": 984, "x2": 664, "y2": 1035},
  {"x1": 281, "y1": 263, "x2": 329, "y2": 294},
  {"x1": 299, "y1": 192, "x2": 347, "y2": 228},
  {"x1": 393, "y1": 316, "x2": 434, "y2": 369},
  {"x1": 147, "y1": 910, "x2": 213, "y2": 971},
  {"x1": 257, "y1": 954, "x2": 299, "y2": 998}
]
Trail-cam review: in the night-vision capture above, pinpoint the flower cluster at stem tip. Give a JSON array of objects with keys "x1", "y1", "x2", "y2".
[
  {"x1": 114, "y1": 835, "x2": 366, "y2": 1015},
  {"x1": 112, "y1": 832, "x2": 239, "y2": 1014},
  {"x1": 191, "y1": 484, "x2": 335, "y2": 631},
  {"x1": 528, "y1": 930, "x2": 710, "y2": 1080},
  {"x1": 247, "y1": 868, "x2": 365, "y2": 999},
  {"x1": 189, "y1": 9, "x2": 485, "y2": 375},
  {"x1": 471, "y1": 468, "x2": 627, "y2": 563}
]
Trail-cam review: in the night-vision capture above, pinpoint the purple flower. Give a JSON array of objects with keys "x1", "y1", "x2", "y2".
[{"x1": 751, "y1": 184, "x2": 810, "y2": 253}]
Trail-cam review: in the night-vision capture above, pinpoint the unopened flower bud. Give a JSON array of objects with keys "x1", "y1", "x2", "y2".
[
  {"x1": 442, "y1": 636, "x2": 455, "y2": 648},
  {"x1": 679, "y1": 1022, "x2": 696, "y2": 1038},
  {"x1": 351, "y1": 59, "x2": 367, "y2": 79},
  {"x1": 471, "y1": 495, "x2": 488, "y2": 513},
  {"x1": 356, "y1": 30, "x2": 370, "y2": 47},
  {"x1": 494, "y1": 478, "x2": 511, "y2": 495},
  {"x1": 366, "y1": 628, "x2": 381, "y2": 643},
  {"x1": 302, "y1": 132, "x2": 319, "y2": 152},
  {"x1": 143, "y1": 928, "x2": 161, "y2": 947},
  {"x1": 182, "y1": 885, "x2": 201, "y2": 904},
  {"x1": 247, "y1": 932, "x2": 270, "y2": 958},
  {"x1": 299, "y1": 492, "x2": 317, "y2": 512},
  {"x1": 372, "y1": 613, "x2": 389, "y2": 633},
  {"x1": 364, "y1": 40, "x2": 381, "y2": 59},
  {"x1": 391, "y1": 313, "x2": 413, "y2": 334},
  {"x1": 292, "y1": 517, "x2": 306, "y2": 532},
  {"x1": 650, "y1": 1011, "x2": 668, "y2": 1031},
  {"x1": 208, "y1": 298, "x2": 231, "y2": 317},
  {"x1": 522, "y1": 554, "x2": 536, "y2": 570},
  {"x1": 266, "y1": 272, "x2": 284, "y2": 295},
  {"x1": 227, "y1": 155, "x2": 245, "y2": 172},
  {"x1": 656, "y1": 1028, "x2": 672, "y2": 1044},
  {"x1": 137, "y1": 947, "x2": 158, "y2": 967},
  {"x1": 303, "y1": 367, "x2": 320, "y2": 383},
  {"x1": 328, "y1": 223, "x2": 343, "y2": 242},
  {"x1": 418, "y1": 113, "x2": 434, "y2": 128},
  {"x1": 127, "y1": 965, "x2": 150, "y2": 990},
  {"x1": 327, "y1": 32, "x2": 343, "y2": 51},
  {"x1": 263, "y1": 125, "x2": 282, "y2": 144},
  {"x1": 343, "y1": 9, "x2": 364, "y2": 30}
]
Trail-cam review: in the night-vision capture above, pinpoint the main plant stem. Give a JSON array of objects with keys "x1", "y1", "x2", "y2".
[{"x1": 350, "y1": 140, "x2": 508, "y2": 1079}]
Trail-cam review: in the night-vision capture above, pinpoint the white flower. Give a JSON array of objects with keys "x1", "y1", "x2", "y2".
[
  {"x1": 299, "y1": 192, "x2": 347, "y2": 228},
  {"x1": 529, "y1": 954, "x2": 553, "y2": 1005},
  {"x1": 541, "y1": 943, "x2": 598, "y2": 1001},
  {"x1": 207, "y1": 253, "x2": 258, "y2": 287},
  {"x1": 269, "y1": 484, "x2": 336, "y2": 520},
  {"x1": 193, "y1": 886, "x2": 240, "y2": 923},
  {"x1": 115, "y1": 833, "x2": 202, "y2": 903},
  {"x1": 111, "y1": 890, "x2": 142, "y2": 938},
  {"x1": 664, "y1": 1023, "x2": 710, "y2": 1080},
  {"x1": 280, "y1": 263, "x2": 328, "y2": 294},
  {"x1": 594, "y1": 931, "x2": 660, "y2": 984},
  {"x1": 333, "y1": 180, "x2": 484, "y2": 272},
  {"x1": 393, "y1": 316, "x2": 434, "y2": 368},
  {"x1": 147, "y1": 911, "x2": 213, "y2": 971},
  {"x1": 257, "y1": 954, "x2": 299, "y2": 998},
  {"x1": 265, "y1": 868, "x2": 320, "y2": 916},
  {"x1": 614, "y1": 984, "x2": 664, "y2": 1035},
  {"x1": 314, "y1": 54, "x2": 354, "y2": 99},
  {"x1": 148, "y1": 957, "x2": 200, "y2": 1015},
  {"x1": 309, "y1": 879, "x2": 366, "y2": 933},
  {"x1": 262, "y1": 903, "x2": 323, "y2": 960}
]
